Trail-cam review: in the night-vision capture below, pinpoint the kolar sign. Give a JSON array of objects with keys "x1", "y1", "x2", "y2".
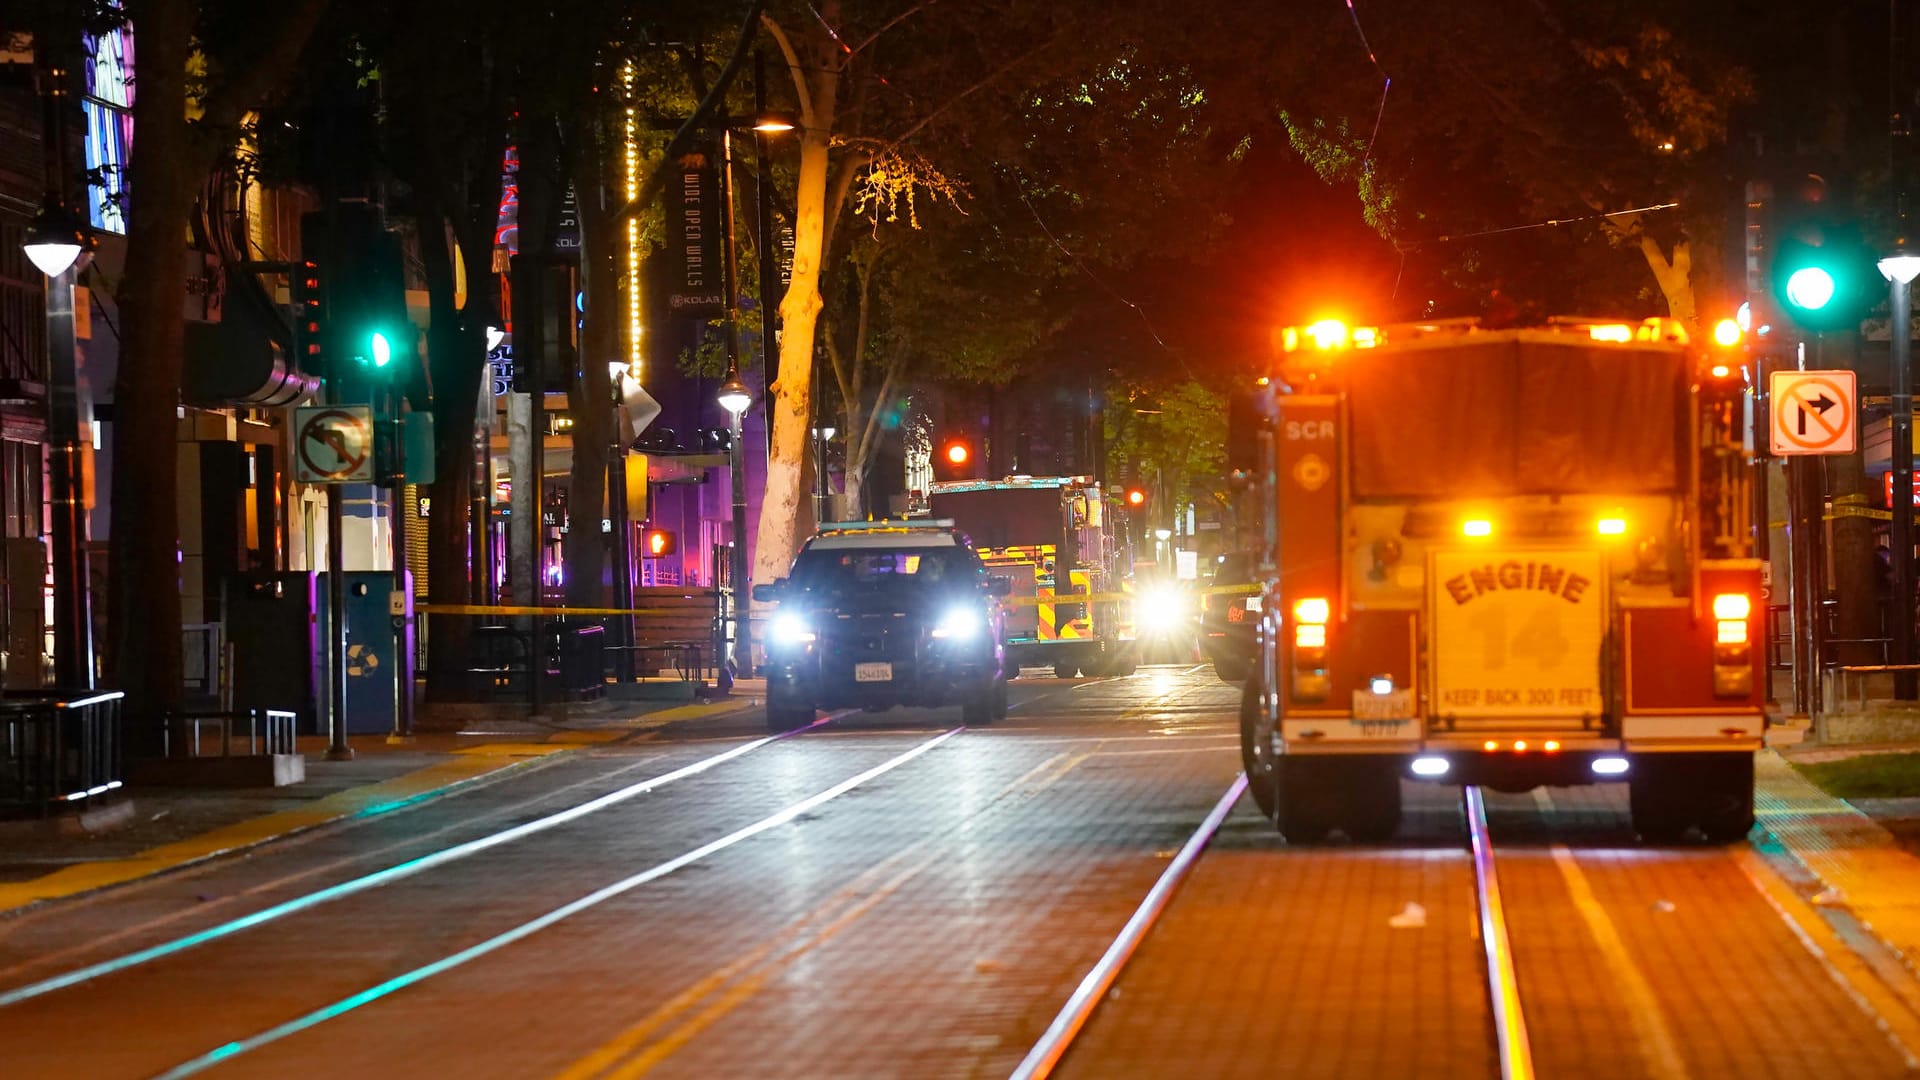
[{"x1": 667, "y1": 138, "x2": 726, "y2": 319}]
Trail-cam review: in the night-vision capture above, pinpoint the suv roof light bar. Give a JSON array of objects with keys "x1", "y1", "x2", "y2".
[{"x1": 817, "y1": 518, "x2": 956, "y2": 531}]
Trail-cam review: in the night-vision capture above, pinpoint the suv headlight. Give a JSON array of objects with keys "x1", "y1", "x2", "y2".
[
  {"x1": 1139, "y1": 587, "x2": 1186, "y2": 631},
  {"x1": 931, "y1": 606, "x2": 984, "y2": 641},
  {"x1": 769, "y1": 612, "x2": 816, "y2": 646}
]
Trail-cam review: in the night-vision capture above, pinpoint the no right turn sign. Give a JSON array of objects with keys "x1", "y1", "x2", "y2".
[{"x1": 1769, "y1": 370, "x2": 1856, "y2": 456}]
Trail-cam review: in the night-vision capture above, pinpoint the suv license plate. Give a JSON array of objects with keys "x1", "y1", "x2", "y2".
[{"x1": 855, "y1": 662, "x2": 893, "y2": 683}]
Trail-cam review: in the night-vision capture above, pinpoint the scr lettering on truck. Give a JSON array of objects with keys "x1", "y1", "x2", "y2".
[
  {"x1": 1284, "y1": 420, "x2": 1335, "y2": 441},
  {"x1": 1443, "y1": 561, "x2": 1591, "y2": 606}
]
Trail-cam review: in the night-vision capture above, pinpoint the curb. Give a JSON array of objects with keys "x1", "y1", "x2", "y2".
[{"x1": 1754, "y1": 749, "x2": 1920, "y2": 976}]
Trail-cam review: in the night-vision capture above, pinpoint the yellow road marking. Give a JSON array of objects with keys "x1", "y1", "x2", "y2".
[
  {"x1": 1534, "y1": 793, "x2": 1688, "y2": 1080},
  {"x1": 1733, "y1": 847, "x2": 1920, "y2": 1070},
  {"x1": 555, "y1": 747, "x2": 1102, "y2": 1080}
]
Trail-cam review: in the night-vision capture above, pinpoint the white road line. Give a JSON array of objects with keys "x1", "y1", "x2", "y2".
[
  {"x1": 155, "y1": 727, "x2": 965, "y2": 1079},
  {"x1": 0, "y1": 713, "x2": 844, "y2": 1010},
  {"x1": 1008, "y1": 772, "x2": 1247, "y2": 1080}
]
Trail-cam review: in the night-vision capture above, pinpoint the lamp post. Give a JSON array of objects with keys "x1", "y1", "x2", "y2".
[
  {"x1": 718, "y1": 376, "x2": 752, "y2": 677},
  {"x1": 26, "y1": 52, "x2": 94, "y2": 691},
  {"x1": 1882, "y1": 247, "x2": 1920, "y2": 696},
  {"x1": 812, "y1": 426, "x2": 835, "y2": 523}
]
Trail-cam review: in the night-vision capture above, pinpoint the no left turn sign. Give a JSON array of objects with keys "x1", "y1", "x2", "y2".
[
  {"x1": 1770, "y1": 369, "x2": 1856, "y2": 456},
  {"x1": 294, "y1": 405, "x2": 376, "y2": 483}
]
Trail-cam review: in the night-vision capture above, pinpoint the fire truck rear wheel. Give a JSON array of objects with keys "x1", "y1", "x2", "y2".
[
  {"x1": 1690, "y1": 752, "x2": 1756, "y2": 844},
  {"x1": 1213, "y1": 657, "x2": 1251, "y2": 685},
  {"x1": 1274, "y1": 759, "x2": 1334, "y2": 844},
  {"x1": 1054, "y1": 661, "x2": 1080, "y2": 679},
  {"x1": 1239, "y1": 676, "x2": 1279, "y2": 819},
  {"x1": 1627, "y1": 758, "x2": 1689, "y2": 842}
]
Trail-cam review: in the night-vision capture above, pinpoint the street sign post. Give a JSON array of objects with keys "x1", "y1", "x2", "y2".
[
  {"x1": 1769, "y1": 370, "x2": 1857, "y2": 455},
  {"x1": 294, "y1": 405, "x2": 376, "y2": 482}
]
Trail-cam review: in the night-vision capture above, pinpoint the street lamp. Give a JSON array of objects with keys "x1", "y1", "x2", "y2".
[
  {"x1": 26, "y1": 53, "x2": 94, "y2": 691},
  {"x1": 1881, "y1": 245, "x2": 1920, "y2": 697},
  {"x1": 718, "y1": 374, "x2": 753, "y2": 677},
  {"x1": 812, "y1": 426, "x2": 835, "y2": 523},
  {"x1": 23, "y1": 196, "x2": 86, "y2": 278}
]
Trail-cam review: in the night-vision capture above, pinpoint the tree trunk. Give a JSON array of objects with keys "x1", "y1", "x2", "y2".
[
  {"x1": 110, "y1": 0, "x2": 197, "y2": 749},
  {"x1": 751, "y1": 120, "x2": 834, "y2": 588},
  {"x1": 1638, "y1": 234, "x2": 1697, "y2": 327},
  {"x1": 564, "y1": 167, "x2": 616, "y2": 608}
]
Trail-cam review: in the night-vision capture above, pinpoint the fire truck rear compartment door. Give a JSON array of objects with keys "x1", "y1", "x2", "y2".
[{"x1": 1430, "y1": 549, "x2": 1605, "y2": 724}]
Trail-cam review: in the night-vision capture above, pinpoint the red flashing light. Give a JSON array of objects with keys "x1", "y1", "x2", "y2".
[
  {"x1": 945, "y1": 442, "x2": 970, "y2": 466},
  {"x1": 1126, "y1": 488, "x2": 1146, "y2": 507}
]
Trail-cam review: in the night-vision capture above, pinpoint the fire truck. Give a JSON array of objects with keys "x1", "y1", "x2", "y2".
[
  {"x1": 927, "y1": 476, "x2": 1137, "y2": 677},
  {"x1": 1234, "y1": 316, "x2": 1765, "y2": 843}
]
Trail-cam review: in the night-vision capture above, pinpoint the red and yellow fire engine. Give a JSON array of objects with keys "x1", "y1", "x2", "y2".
[
  {"x1": 927, "y1": 476, "x2": 1137, "y2": 677},
  {"x1": 1235, "y1": 316, "x2": 1765, "y2": 843}
]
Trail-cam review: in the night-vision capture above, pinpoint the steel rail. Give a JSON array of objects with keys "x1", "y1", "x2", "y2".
[
  {"x1": 155, "y1": 727, "x2": 965, "y2": 1079},
  {"x1": 1008, "y1": 772, "x2": 1248, "y2": 1080},
  {"x1": 1466, "y1": 786, "x2": 1536, "y2": 1080},
  {"x1": 0, "y1": 711, "x2": 846, "y2": 1010}
]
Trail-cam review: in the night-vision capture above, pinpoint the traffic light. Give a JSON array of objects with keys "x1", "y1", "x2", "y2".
[
  {"x1": 641, "y1": 527, "x2": 677, "y2": 558},
  {"x1": 933, "y1": 435, "x2": 977, "y2": 480},
  {"x1": 1124, "y1": 486, "x2": 1147, "y2": 510},
  {"x1": 301, "y1": 206, "x2": 411, "y2": 385},
  {"x1": 1770, "y1": 174, "x2": 1877, "y2": 333},
  {"x1": 291, "y1": 258, "x2": 324, "y2": 370}
]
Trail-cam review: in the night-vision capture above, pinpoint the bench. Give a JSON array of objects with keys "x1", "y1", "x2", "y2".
[{"x1": 626, "y1": 587, "x2": 722, "y2": 681}]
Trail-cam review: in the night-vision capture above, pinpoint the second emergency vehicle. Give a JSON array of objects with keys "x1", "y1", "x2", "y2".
[{"x1": 928, "y1": 476, "x2": 1136, "y2": 677}]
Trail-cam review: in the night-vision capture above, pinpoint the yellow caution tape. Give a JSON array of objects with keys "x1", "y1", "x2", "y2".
[
  {"x1": 419, "y1": 604, "x2": 685, "y2": 617},
  {"x1": 1825, "y1": 505, "x2": 1894, "y2": 522}
]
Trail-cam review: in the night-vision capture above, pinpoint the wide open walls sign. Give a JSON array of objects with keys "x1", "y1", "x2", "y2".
[{"x1": 668, "y1": 137, "x2": 727, "y2": 320}]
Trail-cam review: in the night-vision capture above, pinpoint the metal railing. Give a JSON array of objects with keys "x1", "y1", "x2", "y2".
[
  {"x1": 163, "y1": 708, "x2": 297, "y2": 758},
  {"x1": 0, "y1": 690, "x2": 126, "y2": 819}
]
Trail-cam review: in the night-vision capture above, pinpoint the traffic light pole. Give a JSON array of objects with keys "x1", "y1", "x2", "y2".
[
  {"x1": 1892, "y1": 278, "x2": 1916, "y2": 696},
  {"x1": 388, "y1": 386, "x2": 415, "y2": 739}
]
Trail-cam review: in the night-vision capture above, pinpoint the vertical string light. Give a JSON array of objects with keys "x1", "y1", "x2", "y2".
[{"x1": 622, "y1": 61, "x2": 643, "y2": 383}]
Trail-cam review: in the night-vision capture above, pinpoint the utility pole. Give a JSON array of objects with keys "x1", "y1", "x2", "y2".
[{"x1": 1885, "y1": 0, "x2": 1919, "y2": 696}]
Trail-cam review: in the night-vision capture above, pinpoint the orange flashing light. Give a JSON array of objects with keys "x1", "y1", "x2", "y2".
[
  {"x1": 1483, "y1": 740, "x2": 1499, "y2": 752},
  {"x1": 944, "y1": 442, "x2": 970, "y2": 465},
  {"x1": 1513, "y1": 740, "x2": 1529, "y2": 752},
  {"x1": 1292, "y1": 597, "x2": 1331, "y2": 624},
  {"x1": 1712, "y1": 318, "x2": 1742, "y2": 348},
  {"x1": 1462, "y1": 519, "x2": 1494, "y2": 538},
  {"x1": 1544, "y1": 740, "x2": 1561, "y2": 753},
  {"x1": 1306, "y1": 319, "x2": 1350, "y2": 350},
  {"x1": 1589, "y1": 324, "x2": 1634, "y2": 343}
]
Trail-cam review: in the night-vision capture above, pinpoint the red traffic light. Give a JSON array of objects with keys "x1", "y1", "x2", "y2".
[
  {"x1": 642, "y1": 527, "x2": 677, "y2": 558},
  {"x1": 944, "y1": 441, "x2": 970, "y2": 466},
  {"x1": 1125, "y1": 488, "x2": 1146, "y2": 507}
]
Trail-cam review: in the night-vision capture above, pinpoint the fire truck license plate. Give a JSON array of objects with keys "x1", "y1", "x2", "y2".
[
  {"x1": 855, "y1": 662, "x2": 892, "y2": 682},
  {"x1": 1352, "y1": 688, "x2": 1416, "y2": 719}
]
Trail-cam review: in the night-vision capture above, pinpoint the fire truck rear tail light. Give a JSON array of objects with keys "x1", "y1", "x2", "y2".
[
  {"x1": 1483, "y1": 740, "x2": 1499, "y2": 751},
  {"x1": 1513, "y1": 740, "x2": 1529, "y2": 752},
  {"x1": 1462, "y1": 519, "x2": 1493, "y2": 537},
  {"x1": 1292, "y1": 597, "x2": 1330, "y2": 624},
  {"x1": 1716, "y1": 620, "x2": 1749, "y2": 645},
  {"x1": 1712, "y1": 593, "x2": 1751, "y2": 620},
  {"x1": 1294, "y1": 624, "x2": 1326, "y2": 649},
  {"x1": 1596, "y1": 517, "x2": 1627, "y2": 536},
  {"x1": 1591, "y1": 757, "x2": 1630, "y2": 776},
  {"x1": 1544, "y1": 740, "x2": 1561, "y2": 752}
]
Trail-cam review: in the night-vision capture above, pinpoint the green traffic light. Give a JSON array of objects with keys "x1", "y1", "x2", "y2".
[
  {"x1": 1784, "y1": 266, "x2": 1837, "y2": 311},
  {"x1": 370, "y1": 331, "x2": 392, "y2": 368}
]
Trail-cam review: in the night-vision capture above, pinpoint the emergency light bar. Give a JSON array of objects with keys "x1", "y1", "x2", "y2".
[{"x1": 818, "y1": 519, "x2": 956, "y2": 531}]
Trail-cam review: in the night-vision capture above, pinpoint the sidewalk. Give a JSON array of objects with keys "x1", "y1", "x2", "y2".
[{"x1": 0, "y1": 696, "x2": 756, "y2": 915}]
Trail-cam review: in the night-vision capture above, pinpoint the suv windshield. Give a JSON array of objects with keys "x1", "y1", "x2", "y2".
[{"x1": 792, "y1": 546, "x2": 982, "y2": 595}]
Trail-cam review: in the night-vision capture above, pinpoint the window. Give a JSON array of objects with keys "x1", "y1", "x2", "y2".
[{"x1": 82, "y1": 19, "x2": 135, "y2": 235}]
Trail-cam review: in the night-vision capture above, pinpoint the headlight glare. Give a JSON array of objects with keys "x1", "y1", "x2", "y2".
[
  {"x1": 931, "y1": 606, "x2": 983, "y2": 640},
  {"x1": 770, "y1": 612, "x2": 816, "y2": 646}
]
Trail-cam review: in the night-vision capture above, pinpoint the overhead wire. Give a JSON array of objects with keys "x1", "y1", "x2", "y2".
[{"x1": 1019, "y1": 190, "x2": 1196, "y2": 381}]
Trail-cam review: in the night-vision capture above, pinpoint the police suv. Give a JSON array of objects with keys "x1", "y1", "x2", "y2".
[{"x1": 754, "y1": 520, "x2": 1013, "y2": 732}]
